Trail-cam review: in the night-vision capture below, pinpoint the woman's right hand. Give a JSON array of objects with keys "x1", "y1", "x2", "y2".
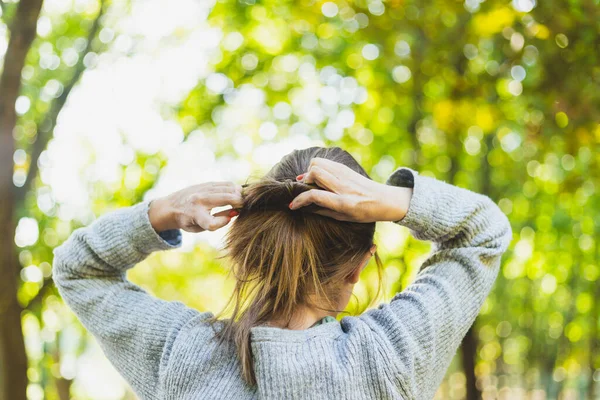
[{"x1": 289, "y1": 157, "x2": 413, "y2": 223}]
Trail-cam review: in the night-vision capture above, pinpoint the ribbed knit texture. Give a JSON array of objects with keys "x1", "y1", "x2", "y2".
[{"x1": 52, "y1": 168, "x2": 513, "y2": 400}]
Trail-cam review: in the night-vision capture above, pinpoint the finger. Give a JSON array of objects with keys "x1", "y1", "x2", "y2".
[
  {"x1": 215, "y1": 181, "x2": 242, "y2": 193},
  {"x1": 290, "y1": 189, "x2": 343, "y2": 211},
  {"x1": 302, "y1": 166, "x2": 342, "y2": 193},
  {"x1": 309, "y1": 157, "x2": 358, "y2": 179},
  {"x1": 200, "y1": 182, "x2": 242, "y2": 194},
  {"x1": 213, "y1": 208, "x2": 239, "y2": 218},
  {"x1": 203, "y1": 192, "x2": 244, "y2": 208},
  {"x1": 312, "y1": 208, "x2": 350, "y2": 221},
  {"x1": 206, "y1": 215, "x2": 232, "y2": 231},
  {"x1": 184, "y1": 225, "x2": 205, "y2": 233},
  {"x1": 194, "y1": 211, "x2": 232, "y2": 232},
  {"x1": 309, "y1": 157, "x2": 344, "y2": 173}
]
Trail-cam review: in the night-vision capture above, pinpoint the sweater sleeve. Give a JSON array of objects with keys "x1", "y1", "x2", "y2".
[
  {"x1": 357, "y1": 167, "x2": 513, "y2": 399},
  {"x1": 52, "y1": 199, "x2": 204, "y2": 400}
]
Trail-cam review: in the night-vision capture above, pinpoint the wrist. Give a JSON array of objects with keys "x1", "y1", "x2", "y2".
[
  {"x1": 148, "y1": 197, "x2": 178, "y2": 232},
  {"x1": 378, "y1": 184, "x2": 413, "y2": 222}
]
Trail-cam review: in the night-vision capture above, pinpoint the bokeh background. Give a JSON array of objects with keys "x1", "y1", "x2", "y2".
[{"x1": 1, "y1": 0, "x2": 599, "y2": 399}]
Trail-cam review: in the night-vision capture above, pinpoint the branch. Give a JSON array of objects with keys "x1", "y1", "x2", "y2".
[
  {"x1": 15, "y1": 0, "x2": 108, "y2": 204},
  {"x1": 24, "y1": 277, "x2": 53, "y2": 311}
]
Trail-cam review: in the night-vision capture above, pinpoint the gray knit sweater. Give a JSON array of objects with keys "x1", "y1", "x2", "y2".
[{"x1": 52, "y1": 167, "x2": 513, "y2": 400}]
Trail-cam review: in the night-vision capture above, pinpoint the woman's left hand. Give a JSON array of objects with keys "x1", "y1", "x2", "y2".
[{"x1": 148, "y1": 181, "x2": 243, "y2": 233}]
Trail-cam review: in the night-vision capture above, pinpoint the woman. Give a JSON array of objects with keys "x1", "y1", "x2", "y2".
[{"x1": 53, "y1": 146, "x2": 512, "y2": 399}]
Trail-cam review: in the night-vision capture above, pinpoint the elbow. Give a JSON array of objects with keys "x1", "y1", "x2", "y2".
[
  {"x1": 51, "y1": 243, "x2": 89, "y2": 300},
  {"x1": 442, "y1": 194, "x2": 513, "y2": 255},
  {"x1": 51, "y1": 246, "x2": 70, "y2": 288},
  {"x1": 51, "y1": 233, "x2": 81, "y2": 286},
  {"x1": 485, "y1": 195, "x2": 513, "y2": 252},
  {"x1": 474, "y1": 195, "x2": 513, "y2": 257},
  {"x1": 498, "y1": 211, "x2": 513, "y2": 253}
]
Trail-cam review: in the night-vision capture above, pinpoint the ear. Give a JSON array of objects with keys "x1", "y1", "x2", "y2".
[{"x1": 347, "y1": 244, "x2": 377, "y2": 284}]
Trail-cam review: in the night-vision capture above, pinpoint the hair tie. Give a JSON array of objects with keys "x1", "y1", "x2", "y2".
[{"x1": 283, "y1": 179, "x2": 294, "y2": 199}]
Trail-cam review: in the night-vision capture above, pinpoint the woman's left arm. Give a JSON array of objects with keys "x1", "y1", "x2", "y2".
[{"x1": 52, "y1": 182, "x2": 243, "y2": 399}]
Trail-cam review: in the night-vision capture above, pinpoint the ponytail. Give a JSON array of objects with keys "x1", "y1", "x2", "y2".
[{"x1": 208, "y1": 147, "x2": 381, "y2": 386}]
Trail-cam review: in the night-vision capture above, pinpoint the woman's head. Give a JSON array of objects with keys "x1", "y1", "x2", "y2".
[{"x1": 212, "y1": 146, "x2": 383, "y2": 385}]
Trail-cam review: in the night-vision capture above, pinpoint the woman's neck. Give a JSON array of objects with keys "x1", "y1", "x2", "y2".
[
  {"x1": 265, "y1": 305, "x2": 337, "y2": 330},
  {"x1": 265, "y1": 285, "x2": 352, "y2": 330}
]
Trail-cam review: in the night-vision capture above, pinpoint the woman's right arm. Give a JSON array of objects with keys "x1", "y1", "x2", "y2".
[
  {"x1": 362, "y1": 167, "x2": 512, "y2": 399},
  {"x1": 290, "y1": 159, "x2": 512, "y2": 399}
]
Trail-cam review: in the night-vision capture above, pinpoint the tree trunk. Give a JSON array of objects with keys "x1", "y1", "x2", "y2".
[
  {"x1": 459, "y1": 133, "x2": 498, "y2": 400},
  {"x1": 456, "y1": 181, "x2": 482, "y2": 400},
  {"x1": 446, "y1": 139, "x2": 482, "y2": 400},
  {"x1": 15, "y1": 0, "x2": 106, "y2": 205},
  {"x1": 462, "y1": 327, "x2": 480, "y2": 400},
  {"x1": 0, "y1": 1, "x2": 44, "y2": 399}
]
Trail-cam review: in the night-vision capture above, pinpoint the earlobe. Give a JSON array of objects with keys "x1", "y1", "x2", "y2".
[
  {"x1": 370, "y1": 243, "x2": 377, "y2": 255},
  {"x1": 346, "y1": 247, "x2": 375, "y2": 284},
  {"x1": 348, "y1": 266, "x2": 361, "y2": 284},
  {"x1": 348, "y1": 252, "x2": 371, "y2": 284}
]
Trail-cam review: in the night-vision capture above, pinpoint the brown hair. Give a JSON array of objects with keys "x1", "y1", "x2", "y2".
[{"x1": 209, "y1": 146, "x2": 383, "y2": 386}]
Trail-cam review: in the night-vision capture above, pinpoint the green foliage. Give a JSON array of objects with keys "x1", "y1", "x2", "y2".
[
  {"x1": 7, "y1": 0, "x2": 600, "y2": 398},
  {"x1": 174, "y1": 0, "x2": 600, "y2": 397}
]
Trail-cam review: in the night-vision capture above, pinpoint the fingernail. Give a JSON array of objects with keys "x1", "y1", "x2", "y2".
[
  {"x1": 289, "y1": 201, "x2": 294, "y2": 209},
  {"x1": 296, "y1": 174, "x2": 304, "y2": 181},
  {"x1": 229, "y1": 210, "x2": 239, "y2": 217}
]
